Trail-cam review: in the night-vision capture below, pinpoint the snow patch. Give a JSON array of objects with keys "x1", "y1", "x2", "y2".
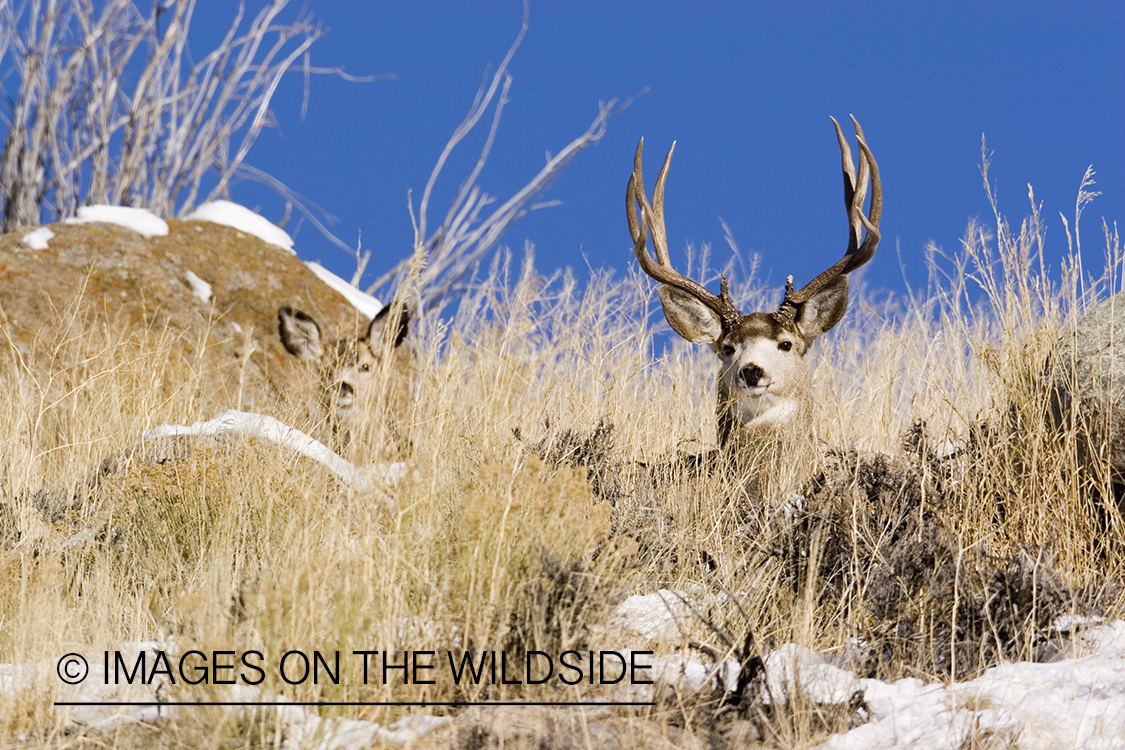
[
  {"x1": 186, "y1": 200, "x2": 294, "y2": 252},
  {"x1": 306, "y1": 261, "x2": 383, "y2": 319},
  {"x1": 813, "y1": 638, "x2": 1125, "y2": 749},
  {"x1": 21, "y1": 226, "x2": 54, "y2": 250},
  {"x1": 372, "y1": 461, "x2": 408, "y2": 486},
  {"x1": 611, "y1": 587, "x2": 1125, "y2": 748},
  {"x1": 618, "y1": 626, "x2": 1125, "y2": 749},
  {"x1": 144, "y1": 410, "x2": 397, "y2": 512},
  {"x1": 762, "y1": 644, "x2": 863, "y2": 706},
  {"x1": 64, "y1": 205, "x2": 169, "y2": 237},
  {"x1": 184, "y1": 270, "x2": 212, "y2": 304},
  {"x1": 648, "y1": 652, "x2": 739, "y2": 695},
  {"x1": 612, "y1": 590, "x2": 696, "y2": 640}
]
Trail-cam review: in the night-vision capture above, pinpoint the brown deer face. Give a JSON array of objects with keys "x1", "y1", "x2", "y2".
[{"x1": 278, "y1": 303, "x2": 411, "y2": 432}]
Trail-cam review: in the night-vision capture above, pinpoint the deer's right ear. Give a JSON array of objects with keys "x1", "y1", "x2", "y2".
[
  {"x1": 278, "y1": 306, "x2": 324, "y2": 361},
  {"x1": 658, "y1": 285, "x2": 723, "y2": 345}
]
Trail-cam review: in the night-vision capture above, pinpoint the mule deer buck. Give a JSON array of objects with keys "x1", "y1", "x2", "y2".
[
  {"x1": 278, "y1": 302, "x2": 412, "y2": 457},
  {"x1": 627, "y1": 115, "x2": 881, "y2": 498}
]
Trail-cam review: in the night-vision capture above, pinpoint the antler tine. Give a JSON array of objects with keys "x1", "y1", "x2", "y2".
[
  {"x1": 650, "y1": 140, "x2": 674, "y2": 266},
  {"x1": 626, "y1": 140, "x2": 646, "y2": 249},
  {"x1": 848, "y1": 114, "x2": 882, "y2": 270},
  {"x1": 835, "y1": 116, "x2": 865, "y2": 255},
  {"x1": 776, "y1": 116, "x2": 882, "y2": 321},
  {"x1": 832, "y1": 115, "x2": 860, "y2": 252},
  {"x1": 628, "y1": 138, "x2": 741, "y2": 330},
  {"x1": 630, "y1": 137, "x2": 676, "y2": 267}
]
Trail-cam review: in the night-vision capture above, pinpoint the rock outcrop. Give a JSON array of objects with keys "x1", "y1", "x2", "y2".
[{"x1": 0, "y1": 219, "x2": 370, "y2": 418}]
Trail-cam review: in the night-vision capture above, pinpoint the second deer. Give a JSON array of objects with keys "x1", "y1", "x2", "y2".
[{"x1": 278, "y1": 302, "x2": 413, "y2": 458}]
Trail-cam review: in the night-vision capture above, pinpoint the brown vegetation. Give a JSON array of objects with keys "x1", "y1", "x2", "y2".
[{"x1": 0, "y1": 183, "x2": 1123, "y2": 748}]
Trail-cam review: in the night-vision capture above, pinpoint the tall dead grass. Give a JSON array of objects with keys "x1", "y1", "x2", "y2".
[{"x1": 0, "y1": 176, "x2": 1122, "y2": 747}]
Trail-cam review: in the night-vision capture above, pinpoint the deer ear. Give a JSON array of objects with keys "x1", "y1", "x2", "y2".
[
  {"x1": 368, "y1": 301, "x2": 410, "y2": 349},
  {"x1": 795, "y1": 276, "x2": 849, "y2": 341},
  {"x1": 658, "y1": 285, "x2": 723, "y2": 345},
  {"x1": 278, "y1": 306, "x2": 324, "y2": 361}
]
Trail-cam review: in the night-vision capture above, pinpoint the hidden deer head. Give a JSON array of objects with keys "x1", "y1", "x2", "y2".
[{"x1": 278, "y1": 302, "x2": 412, "y2": 453}]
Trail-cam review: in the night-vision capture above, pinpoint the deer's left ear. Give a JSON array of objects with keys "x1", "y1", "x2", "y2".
[
  {"x1": 278, "y1": 306, "x2": 325, "y2": 361},
  {"x1": 368, "y1": 302, "x2": 410, "y2": 349},
  {"x1": 794, "y1": 276, "x2": 849, "y2": 342}
]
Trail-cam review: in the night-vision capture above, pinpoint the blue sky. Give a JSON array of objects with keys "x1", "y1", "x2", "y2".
[{"x1": 212, "y1": 1, "x2": 1124, "y2": 305}]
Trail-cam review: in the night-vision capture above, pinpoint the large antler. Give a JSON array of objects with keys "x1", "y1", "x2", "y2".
[
  {"x1": 627, "y1": 138, "x2": 743, "y2": 331},
  {"x1": 775, "y1": 115, "x2": 882, "y2": 325}
]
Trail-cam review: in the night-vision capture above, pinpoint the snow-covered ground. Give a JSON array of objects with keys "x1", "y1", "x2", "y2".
[
  {"x1": 6, "y1": 606, "x2": 1122, "y2": 749},
  {"x1": 613, "y1": 590, "x2": 1125, "y2": 749}
]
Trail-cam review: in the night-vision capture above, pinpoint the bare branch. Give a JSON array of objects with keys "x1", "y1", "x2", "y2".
[
  {"x1": 0, "y1": 0, "x2": 375, "y2": 243},
  {"x1": 363, "y1": 1, "x2": 636, "y2": 316}
]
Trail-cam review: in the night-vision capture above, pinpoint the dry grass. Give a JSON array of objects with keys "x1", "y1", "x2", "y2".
[{"x1": 1, "y1": 185, "x2": 1123, "y2": 748}]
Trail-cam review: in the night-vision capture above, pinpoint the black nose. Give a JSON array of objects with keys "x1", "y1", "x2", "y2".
[
  {"x1": 741, "y1": 365, "x2": 763, "y2": 387},
  {"x1": 340, "y1": 382, "x2": 354, "y2": 397}
]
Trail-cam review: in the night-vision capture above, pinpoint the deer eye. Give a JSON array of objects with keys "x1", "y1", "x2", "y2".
[
  {"x1": 778, "y1": 341, "x2": 793, "y2": 352},
  {"x1": 360, "y1": 363, "x2": 371, "y2": 373},
  {"x1": 722, "y1": 344, "x2": 736, "y2": 357}
]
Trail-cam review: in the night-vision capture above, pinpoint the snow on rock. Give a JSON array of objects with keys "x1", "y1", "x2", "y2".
[
  {"x1": 763, "y1": 644, "x2": 863, "y2": 707},
  {"x1": 20, "y1": 226, "x2": 54, "y2": 250},
  {"x1": 306, "y1": 261, "x2": 383, "y2": 319},
  {"x1": 185, "y1": 200, "x2": 294, "y2": 252},
  {"x1": 183, "y1": 201, "x2": 379, "y2": 318},
  {"x1": 143, "y1": 410, "x2": 396, "y2": 512},
  {"x1": 612, "y1": 589, "x2": 697, "y2": 640},
  {"x1": 184, "y1": 270, "x2": 212, "y2": 304},
  {"x1": 64, "y1": 205, "x2": 169, "y2": 237}
]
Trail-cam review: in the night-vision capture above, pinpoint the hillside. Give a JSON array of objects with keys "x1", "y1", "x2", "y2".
[
  {"x1": 0, "y1": 208, "x2": 1123, "y2": 748},
  {"x1": 0, "y1": 219, "x2": 371, "y2": 420}
]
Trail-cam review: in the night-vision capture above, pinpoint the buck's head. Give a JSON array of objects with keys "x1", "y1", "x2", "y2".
[
  {"x1": 627, "y1": 116, "x2": 881, "y2": 445},
  {"x1": 278, "y1": 303, "x2": 411, "y2": 428}
]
